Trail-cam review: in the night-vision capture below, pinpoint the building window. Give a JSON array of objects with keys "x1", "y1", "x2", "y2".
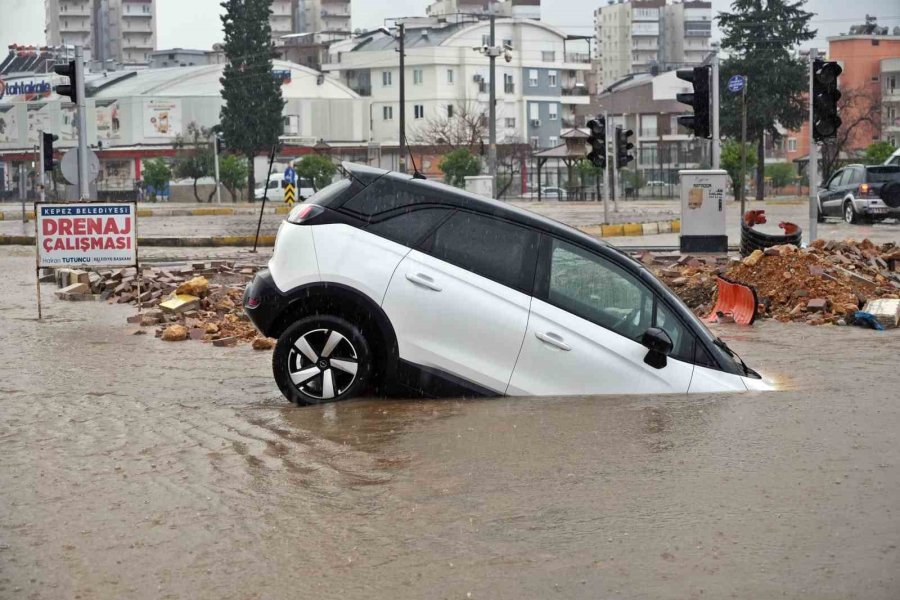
[
  {"x1": 548, "y1": 70, "x2": 557, "y2": 87},
  {"x1": 482, "y1": 34, "x2": 491, "y2": 46},
  {"x1": 504, "y1": 73, "x2": 514, "y2": 94},
  {"x1": 548, "y1": 136, "x2": 559, "y2": 147},
  {"x1": 530, "y1": 136, "x2": 540, "y2": 149},
  {"x1": 447, "y1": 69, "x2": 454, "y2": 84},
  {"x1": 529, "y1": 69, "x2": 538, "y2": 87},
  {"x1": 382, "y1": 71, "x2": 392, "y2": 86},
  {"x1": 787, "y1": 138, "x2": 797, "y2": 153},
  {"x1": 529, "y1": 103, "x2": 539, "y2": 121},
  {"x1": 639, "y1": 114, "x2": 657, "y2": 138},
  {"x1": 549, "y1": 104, "x2": 558, "y2": 121},
  {"x1": 413, "y1": 69, "x2": 423, "y2": 85},
  {"x1": 383, "y1": 106, "x2": 393, "y2": 120},
  {"x1": 505, "y1": 117, "x2": 516, "y2": 128},
  {"x1": 503, "y1": 39, "x2": 513, "y2": 49},
  {"x1": 448, "y1": 104, "x2": 454, "y2": 118},
  {"x1": 542, "y1": 50, "x2": 555, "y2": 62},
  {"x1": 414, "y1": 104, "x2": 424, "y2": 119}
]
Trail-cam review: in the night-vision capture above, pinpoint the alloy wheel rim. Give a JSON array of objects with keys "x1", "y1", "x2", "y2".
[
  {"x1": 845, "y1": 205, "x2": 853, "y2": 223},
  {"x1": 288, "y1": 328, "x2": 358, "y2": 400}
]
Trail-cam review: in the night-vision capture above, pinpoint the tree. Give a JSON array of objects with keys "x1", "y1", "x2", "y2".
[
  {"x1": 411, "y1": 101, "x2": 488, "y2": 150},
  {"x1": 218, "y1": 155, "x2": 249, "y2": 202},
  {"x1": 766, "y1": 162, "x2": 796, "y2": 189},
  {"x1": 720, "y1": 139, "x2": 758, "y2": 199},
  {"x1": 863, "y1": 141, "x2": 895, "y2": 165},
  {"x1": 438, "y1": 149, "x2": 481, "y2": 188},
  {"x1": 219, "y1": 0, "x2": 285, "y2": 199},
  {"x1": 820, "y1": 85, "x2": 882, "y2": 178},
  {"x1": 172, "y1": 122, "x2": 212, "y2": 202},
  {"x1": 718, "y1": 0, "x2": 816, "y2": 200},
  {"x1": 142, "y1": 158, "x2": 172, "y2": 201},
  {"x1": 295, "y1": 154, "x2": 336, "y2": 191}
]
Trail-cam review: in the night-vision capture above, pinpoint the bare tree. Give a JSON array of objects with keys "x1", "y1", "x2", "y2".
[
  {"x1": 820, "y1": 85, "x2": 881, "y2": 180},
  {"x1": 496, "y1": 136, "x2": 530, "y2": 199},
  {"x1": 411, "y1": 101, "x2": 488, "y2": 150}
]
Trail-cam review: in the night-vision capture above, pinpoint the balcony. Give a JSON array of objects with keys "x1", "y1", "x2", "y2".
[
  {"x1": 321, "y1": 10, "x2": 350, "y2": 18},
  {"x1": 564, "y1": 53, "x2": 591, "y2": 64},
  {"x1": 561, "y1": 86, "x2": 589, "y2": 96}
]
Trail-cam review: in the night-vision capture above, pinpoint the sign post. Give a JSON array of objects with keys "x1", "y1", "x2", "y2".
[
  {"x1": 283, "y1": 164, "x2": 297, "y2": 207},
  {"x1": 728, "y1": 74, "x2": 749, "y2": 217}
]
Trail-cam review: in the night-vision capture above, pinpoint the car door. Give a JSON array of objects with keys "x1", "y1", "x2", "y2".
[
  {"x1": 381, "y1": 211, "x2": 539, "y2": 394},
  {"x1": 507, "y1": 237, "x2": 695, "y2": 396},
  {"x1": 821, "y1": 169, "x2": 846, "y2": 215}
]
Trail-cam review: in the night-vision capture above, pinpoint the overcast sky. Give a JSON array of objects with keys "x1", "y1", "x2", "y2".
[{"x1": 1, "y1": 0, "x2": 897, "y2": 53}]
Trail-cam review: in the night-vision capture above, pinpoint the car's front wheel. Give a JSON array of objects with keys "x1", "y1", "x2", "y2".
[{"x1": 273, "y1": 315, "x2": 371, "y2": 405}]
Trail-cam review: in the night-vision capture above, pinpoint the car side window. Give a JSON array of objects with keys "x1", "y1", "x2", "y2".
[
  {"x1": 839, "y1": 169, "x2": 854, "y2": 187},
  {"x1": 827, "y1": 170, "x2": 844, "y2": 189},
  {"x1": 547, "y1": 239, "x2": 693, "y2": 360},
  {"x1": 366, "y1": 208, "x2": 452, "y2": 248},
  {"x1": 341, "y1": 178, "x2": 427, "y2": 218},
  {"x1": 419, "y1": 212, "x2": 539, "y2": 293},
  {"x1": 847, "y1": 167, "x2": 863, "y2": 185}
]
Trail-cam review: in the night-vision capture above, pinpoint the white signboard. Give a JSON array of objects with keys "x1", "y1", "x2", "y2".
[
  {"x1": 37, "y1": 203, "x2": 137, "y2": 268},
  {"x1": 96, "y1": 99, "x2": 122, "y2": 140},
  {"x1": 679, "y1": 169, "x2": 728, "y2": 253},
  {"x1": 143, "y1": 99, "x2": 180, "y2": 138}
]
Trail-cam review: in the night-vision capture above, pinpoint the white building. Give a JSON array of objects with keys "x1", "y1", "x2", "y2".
[
  {"x1": 593, "y1": 0, "x2": 711, "y2": 90},
  {"x1": 322, "y1": 17, "x2": 591, "y2": 150},
  {"x1": 426, "y1": 0, "x2": 540, "y2": 19},
  {"x1": 45, "y1": 0, "x2": 158, "y2": 66}
]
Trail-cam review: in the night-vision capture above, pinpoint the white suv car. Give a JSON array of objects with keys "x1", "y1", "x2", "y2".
[{"x1": 245, "y1": 162, "x2": 769, "y2": 405}]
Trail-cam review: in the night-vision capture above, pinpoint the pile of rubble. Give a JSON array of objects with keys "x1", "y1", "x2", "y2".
[
  {"x1": 50, "y1": 261, "x2": 274, "y2": 348},
  {"x1": 647, "y1": 239, "x2": 900, "y2": 327}
]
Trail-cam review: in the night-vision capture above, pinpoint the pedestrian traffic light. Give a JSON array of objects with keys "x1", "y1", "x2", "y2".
[
  {"x1": 586, "y1": 115, "x2": 606, "y2": 169},
  {"x1": 615, "y1": 126, "x2": 634, "y2": 169},
  {"x1": 676, "y1": 65, "x2": 711, "y2": 139},
  {"x1": 42, "y1": 132, "x2": 58, "y2": 172},
  {"x1": 812, "y1": 58, "x2": 842, "y2": 142},
  {"x1": 53, "y1": 60, "x2": 78, "y2": 103}
]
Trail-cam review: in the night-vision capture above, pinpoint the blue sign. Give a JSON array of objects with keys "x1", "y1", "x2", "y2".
[
  {"x1": 728, "y1": 75, "x2": 746, "y2": 93},
  {"x1": 283, "y1": 166, "x2": 297, "y2": 185}
]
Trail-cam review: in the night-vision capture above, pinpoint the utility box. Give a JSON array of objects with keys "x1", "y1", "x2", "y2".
[
  {"x1": 465, "y1": 175, "x2": 495, "y2": 199},
  {"x1": 679, "y1": 169, "x2": 728, "y2": 253}
]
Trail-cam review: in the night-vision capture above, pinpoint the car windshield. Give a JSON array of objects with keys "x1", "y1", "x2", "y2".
[{"x1": 866, "y1": 166, "x2": 900, "y2": 183}]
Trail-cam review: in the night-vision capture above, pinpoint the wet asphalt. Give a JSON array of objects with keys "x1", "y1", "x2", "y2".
[{"x1": 1, "y1": 247, "x2": 899, "y2": 599}]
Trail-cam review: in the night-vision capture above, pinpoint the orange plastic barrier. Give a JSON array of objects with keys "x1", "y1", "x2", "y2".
[{"x1": 705, "y1": 276, "x2": 759, "y2": 326}]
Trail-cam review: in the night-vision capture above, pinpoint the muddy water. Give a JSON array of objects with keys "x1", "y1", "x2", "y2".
[{"x1": 1, "y1": 248, "x2": 899, "y2": 599}]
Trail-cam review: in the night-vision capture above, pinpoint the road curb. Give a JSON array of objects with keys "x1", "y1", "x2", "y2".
[
  {"x1": 578, "y1": 219, "x2": 680, "y2": 238},
  {"x1": 1, "y1": 234, "x2": 277, "y2": 247}
]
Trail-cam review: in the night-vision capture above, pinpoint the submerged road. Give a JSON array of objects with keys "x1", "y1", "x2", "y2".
[{"x1": 1, "y1": 247, "x2": 898, "y2": 599}]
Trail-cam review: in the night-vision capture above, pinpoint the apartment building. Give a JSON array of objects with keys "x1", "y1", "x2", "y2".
[
  {"x1": 322, "y1": 17, "x2": 591, "y2": 150},
  {"x1": 883, "y1": 57, "x2": 900, "y2": 148},
  {"x1": 593, "y1": 0, "x2": 711, "y2": 91},
  {"x1": 426, "y1": 0, "x2": 540, "y2": 19},
  {"x1": 46, "y1": 0, "x2": 157, "y2": 66}
]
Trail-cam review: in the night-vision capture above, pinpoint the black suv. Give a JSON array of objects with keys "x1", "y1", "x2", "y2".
[{"x1": 817, "y1": 164, "x2": 900, "y2": 224}]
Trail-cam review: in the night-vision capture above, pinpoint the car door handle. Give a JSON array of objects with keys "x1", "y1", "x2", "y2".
[
  {"x1": 535, "y1": 331, "x2": 571, "y2": 351},
  {"x1": 405, "y1": 272, "x2": 442, "y2": 292}
]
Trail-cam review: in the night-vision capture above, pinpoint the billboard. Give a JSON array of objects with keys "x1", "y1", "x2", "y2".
[
  {"x1": 26, "y1": 103, "x2": 50, "y2": 144},
  {"x1": 37, "y1": 203, "x2": 137, "y2": 268},
  {"x1": 143, "y1": 99, "x2": 180, "y2": 138},
  {"x1": 96, "y1": 99, "x2": 122, "y2": 140}
]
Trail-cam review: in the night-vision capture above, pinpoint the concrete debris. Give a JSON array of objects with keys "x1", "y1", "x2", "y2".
[
  {"x1": 251, "y1": 337, "x2": 276, "y2": 351},
  {"x1": 48, "y1": 259, "x2": 264, "y2": 347},
  {"x1": 648, "y1": 238, "x2": 900, "y2": 326},
  {"x1": 161, "y1": 324, "x2": 189, "y2": 342},
  {"x1": 862, "y1": 299, "x2": 900, "y2": 329}
]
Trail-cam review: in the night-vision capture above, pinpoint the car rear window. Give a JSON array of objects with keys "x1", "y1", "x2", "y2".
[
  {"x1": 341, "y1": 177, "x2": 429, "y2": 217},
  {"x1": 304, "y1": 179, "x2": 352, "y2": 208},
  {"x1": 866, "y1": 166, "x2": 900, "y2": 183}
]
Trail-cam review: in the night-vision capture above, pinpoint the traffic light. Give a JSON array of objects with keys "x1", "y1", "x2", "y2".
[
  {"x1": 53, "y1": 60, "x2": 78, "y2": 103},
  {"x1": 215, "y1": 136, "x2": 225, "y2": 154},
  {"x1": 812, "y1": 58, "x2": 842, "y2": 141},
  {"x1": 675, "y1": 65, "x2": 711, "y2": 139},
  {"x1": 586, "y1": 115, "x2": 606, "y2": 169},
  {"x1": 615, "y1": 126, "x2": 634, "y2": 169},
  {"x1": 42, "y1": 132, "x2": 58, "y2": 172}
]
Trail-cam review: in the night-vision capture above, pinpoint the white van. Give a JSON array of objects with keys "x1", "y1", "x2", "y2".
[{"x1": 254, "y1": 173, "x2": 315, "y2": 202}]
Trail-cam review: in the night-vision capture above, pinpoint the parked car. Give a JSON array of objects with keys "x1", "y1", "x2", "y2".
[
  {"x1": 540, "y1": 187, "x2": 568, "y2": 201},
  {"x1": 645, "y1": 180, "x2": 668, "y2": 187},
  {"x1": 244, "y1": 162, "x2": 769, "y2": 404},
  {"x1": 253, "y1": 173, "x2": 315, "y2": 202},
  {"x1": 817, "y1": 164, "x2": 900, "y2": 224}
]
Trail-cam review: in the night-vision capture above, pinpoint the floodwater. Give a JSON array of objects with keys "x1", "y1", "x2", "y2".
[{"x1": 1, "y1": 248, "x2": 899, "y2": 599}]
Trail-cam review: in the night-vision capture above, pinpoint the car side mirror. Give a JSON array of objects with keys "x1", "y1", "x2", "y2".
[{"x1": 641, "y1": 327, "x2": 673, "y2": 369}]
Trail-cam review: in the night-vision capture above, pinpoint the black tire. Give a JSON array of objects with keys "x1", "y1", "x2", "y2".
[
  {"x1": 844, "y1": 200, "x2": 858, "y2": 225},
  {"x1": 272, "y1": 315, "x2": 371, "y2": 405}
]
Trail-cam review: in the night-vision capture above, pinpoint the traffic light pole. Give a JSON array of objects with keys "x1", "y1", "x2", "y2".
[
  {"x1": 398, "y1": 23, "x2": 406, "y2": 174},
  {"x1": 488, "y1": 14, "x2": 497, "y2": 197},
  {"x1": 212, "y1": 134, "x2": 222, "y2": 204},
  {"x1": 603, "y1": 110, "x2": 610, "y2": 225},
  {"x1": 808, "y1": 48, "x2": 819, "y2": 242},
  {"x1": 74, "y1": 46, "x2": 90, "y2": 200},
  {"x1": 711, "y1": 50, "x2": 720, "y2": 169}
]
